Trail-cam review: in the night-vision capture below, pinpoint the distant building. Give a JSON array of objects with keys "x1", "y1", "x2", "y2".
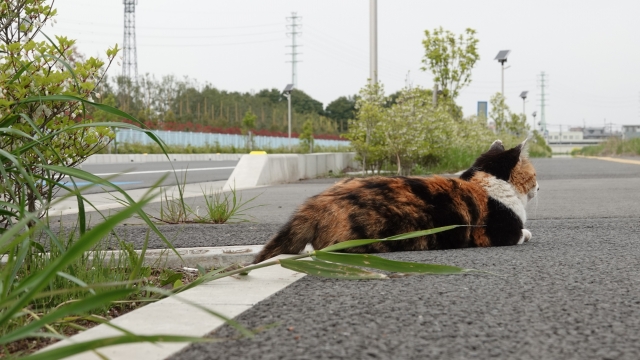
[
  {"x1": 622, "y1": 125, "x2": 640, "y2": 139},
  {"x1": 579, "y1": 127, "x2": 620, "y2": 140},
  {"x1": 545, "y1": 127, "x2": 620, "y2": 154}
]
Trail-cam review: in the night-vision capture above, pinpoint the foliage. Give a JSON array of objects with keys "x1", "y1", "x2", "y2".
[
  {"x1": 219, "y1": 226, "x2": 479, "y2": 283},
  {"x1": 0, "y1": 0, "x2": 118, "y2": 223},
  {"x1": 489, "y1": 92, "x2": 529, "y2": 137},
  {"x1": 153, "y1": 179, "x2": 261, "y2": 225},
  {"x1": 102, "y1": 141, "x2": 351, "y2": 155},
  {"x1": 193, "y1": 185, "x2": 261, "y2": 224},
  {"x1": 528, "y1": 130, "x2": 552, "y2": 158},
  {"x1": 572, "y1": 137, "x2": 640, "y2": 156},
  {"x1": 345, "y1": 81, "x2": 388, "y2": 173},
  {"x1": 382, "y1": 86, "x2": 454, "y2": 174},
  {"x1": 325, "y1": 95, "x2": 356, "y2": 133},
  {"x1": 240, "y1": 109, "x2": 257, "y2": 150},
  {"x1": 99, "y1": 78, "x2": 338, "y2": 136},
  {"x1": 0, "y1": 2, "x2": 218, "y2": 356},
  {"x1": 299, "y1": 119, "x2": 314, "y2": 153},
  {"x1": 421, "y1": 27, "x2": 480, "y2": 99},
  {"x1": 240, "y1": 109, "x2": 257, "y2": 133}
]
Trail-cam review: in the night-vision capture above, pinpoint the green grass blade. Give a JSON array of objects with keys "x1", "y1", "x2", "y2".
[
  {"x1": 55, "y1": 271, "x2": 96, "y2": 295},
  {"x1": 39, "y1": 164, "x2": 180, "y2": 258},
  {"x1": 7, "y1": 60, "x2": 35, "y2": 84},
  {"x1": 128, "y1": 230, "x2": 150, "y2": 285},
  {"x1": 279, "y1": 258, "x2": 387, "y2": 280},
  {"x1": 17, "y1": 95, "x2": 147, "y2": 128},
  {"x1": 23, "y1": 334, "x2": 214, "y2": 360},
  {"x1": 0, "y1": 192, "x2": 154, "y2": 326},
  {"x1": 0, "y1": 288, "x2": 137, "y2": 345},
  {"x1": 320, "y1": 225, "x2": 465, "y2": 252},
  {"x1": 313, "y1": 252, "x2": 471, "y2": 274}
]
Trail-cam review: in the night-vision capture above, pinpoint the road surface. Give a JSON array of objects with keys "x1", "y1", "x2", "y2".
[{"x1": 162, "y1": 157, "x2": 640, "y2": 360}]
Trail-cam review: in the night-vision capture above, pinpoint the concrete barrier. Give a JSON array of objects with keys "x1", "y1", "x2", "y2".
[
  {"x1": 226, "y1": 152, "x2": 358, "y2": 190},
  {"x1": 83, "y1": 153, "x2": 243, "y2": 164}
]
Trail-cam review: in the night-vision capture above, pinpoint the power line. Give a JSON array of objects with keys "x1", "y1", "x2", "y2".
[
  {"x1": 286, "y1": 12, "x2": 302, "y2": 88},
  {"x1": 122, "y1": 0, "x2": 138, "y2": 80},
  {"x1": 67, "y1": 38, "x2": 286, "y2": 48},
  {"x1": 54, "y1": 28, "x2": 284, "y2": 39},
  {"x1": 57, "y1": 19, "x2": 285, "y2": 31}
]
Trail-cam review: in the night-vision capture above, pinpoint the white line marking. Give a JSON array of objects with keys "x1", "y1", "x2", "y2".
[{"x1": 65, "y1": 167, "x2": 235, "y2": 177}]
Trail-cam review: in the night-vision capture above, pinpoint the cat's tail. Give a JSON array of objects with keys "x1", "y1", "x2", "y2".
[{"x1": 252, "y1": 215, "x2": 315, "y2": 264}]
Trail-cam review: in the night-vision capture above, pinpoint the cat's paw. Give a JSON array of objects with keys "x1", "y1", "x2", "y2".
[{"x1": 518, "y1": 229, "x2": 532, "y2": 244}]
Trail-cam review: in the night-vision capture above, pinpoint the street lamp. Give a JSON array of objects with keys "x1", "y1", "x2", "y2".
[
  {"x1": 520, "y1": 91, "x2": 528, "y2": 124},
  {"x1": 532, "y1": 111, "x2": 537, "y2": 132},
  {"x1": 282, "y1": 84, "x2": 294, "y2": 151},
  {"x1": 494, "y1": 50, "x2": 511, "y2": 96}
]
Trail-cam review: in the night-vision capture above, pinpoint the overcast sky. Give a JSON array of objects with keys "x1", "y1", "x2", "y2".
[{"x1": 51, "y1": 0, "x2": 640, "y2": 132}]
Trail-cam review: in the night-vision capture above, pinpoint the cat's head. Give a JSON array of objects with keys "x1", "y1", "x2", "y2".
[{"x1": 460, "y1": 139, "x2": 538, "y2": 201}]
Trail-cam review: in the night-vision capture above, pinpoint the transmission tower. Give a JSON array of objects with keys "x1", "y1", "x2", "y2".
[
  {"x1": 122, "y1": 0, "x2": 138, "y2": 80},
  {"x1": 537, "y1": 72, "x2": 549, "y2": 134},
  {"x1": 286, "y1": 12, "x2": 302, "y2": 88}
]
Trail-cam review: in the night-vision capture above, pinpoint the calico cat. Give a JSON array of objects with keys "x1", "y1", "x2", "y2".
[{"x1": 252, "y1": 139, "x2": 538, "y2": 264}]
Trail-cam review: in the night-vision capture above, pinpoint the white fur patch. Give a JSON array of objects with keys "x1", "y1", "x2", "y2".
[
  {"x1": 482, "y1": 175, "x2": 528, "y2": 224},
  {"x1": 521, "y1": 229, "x2": 532, "y2": 243}
]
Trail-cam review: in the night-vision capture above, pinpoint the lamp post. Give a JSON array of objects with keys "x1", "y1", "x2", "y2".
[
  {"x1": 532, "y1": 111, "x2": 537, "y2": 132},
  {"x1": 520, "y1": 91, "x2": 528, "y2": 125},
  {"x1": 282, "y1": 84, "x2": 294, "y2": 151},
  {"x1": 494, "y1": 50, "x2": 511, "y2": 97}
]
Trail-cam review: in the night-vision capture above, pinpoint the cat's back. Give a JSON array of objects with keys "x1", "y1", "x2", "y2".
[
  {"x1": 309, "y1": 175, "x2": 489, "y2": 224},
  {"x1": 322, "y1": 175, "x2": 487, "y2": 202}
]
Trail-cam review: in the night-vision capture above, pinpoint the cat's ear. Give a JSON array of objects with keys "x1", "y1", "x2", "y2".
[
  {"x1": 514, "y1": 138, "x2": 530, "y2": 158},
  {"x1": 489, "y1": 139, "x2": 505, "y2": 152}
]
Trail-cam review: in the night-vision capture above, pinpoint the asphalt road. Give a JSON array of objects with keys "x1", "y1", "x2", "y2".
[
  {"x1": 55, "y1": 160, "x2": 237, "y2": 195},
  {"x1": 159, "y1": 157, "x2": 640, "y2": 360}
]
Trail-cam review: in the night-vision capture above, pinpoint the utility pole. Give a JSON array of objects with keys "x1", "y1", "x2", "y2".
[
  {"x1": 433, "y1": 84, "x2": 439, "y2": 106},
  {"x1": 122, "y1": 0, "x2": 138, "y2": 81},
  {"x1": 537, "y1": 72, "x2": 548, "y2": 134},
  {"x1": 286, "y1": 12, "x2": 302, "y2": 88},
  {"x1": 369, "y1": 0, "x2": 378, "y2": 84}
]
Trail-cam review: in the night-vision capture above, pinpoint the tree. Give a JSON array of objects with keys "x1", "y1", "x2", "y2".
[
  {"x1": 421, "y1": 27, "x2": 480, "y2": 99},
  {"x1": 382, "y1": 86, "x2": 455, "y2": 174},
  {"x1": 291, "y1": 89, "x2": 324, "y2": 115},
  {"x1": 489, "y1": 92, "x2": 509, "y2": 132},
  {"x1": 325, "y1": 96, "x2": 356, "y2": 132},
  {"x1": 241, "y1": 109, "x2": 257, "y2": 150},
  {"x1": 346, "y1": 81, "x2": 387, "y2": 173},
  {"x1": 489, "y1": 92, "x2": 529, "y2": 137},
  {"x1": 299, "y1": 119, "x2": 314, "y2": 153}
]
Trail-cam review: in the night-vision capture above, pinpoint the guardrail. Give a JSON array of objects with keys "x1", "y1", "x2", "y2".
[{"x1": 114, "y1": 128, "x2": 350, "y2": 148}]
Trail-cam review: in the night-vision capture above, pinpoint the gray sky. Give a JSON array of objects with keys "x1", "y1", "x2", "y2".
[{"x1": 51, "y1": 0, "x2": 640, "y2": 132}]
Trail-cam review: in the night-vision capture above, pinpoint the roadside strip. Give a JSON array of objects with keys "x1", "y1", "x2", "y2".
[
  {"x1": 580, "y1": 155, "x2": 640, "y2": 166},
  {"x1": 42, "y1": 253, "x2": 308, "y2": 360}
]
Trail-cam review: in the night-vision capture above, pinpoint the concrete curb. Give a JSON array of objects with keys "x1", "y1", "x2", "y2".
[
  {"x1": 41, "y1": 251, "x2": 308, "y2": 360},
  {"x1": 97, "y1": 244, "x2": 311, "y2": 269},
  {"x1": 225, "y1": 152, "x2": 358, "y2": 190}
]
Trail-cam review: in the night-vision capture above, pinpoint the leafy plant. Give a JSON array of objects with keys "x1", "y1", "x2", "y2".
[
  {"x1": 0, "y1": 2, "x2": 210, "y2": 356},
  {"x1": 299, "y1": 119, "x2": 314, "y2": 153},
  {"x1": 421, "y1": 27, "x2": 480, "y2": 99},
  {"x1": 193, "y1": 184, "x2": 261, "y2": 224},
  {"x1": 152, "y1": 179, "x2": 261, "y2": 224}
]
